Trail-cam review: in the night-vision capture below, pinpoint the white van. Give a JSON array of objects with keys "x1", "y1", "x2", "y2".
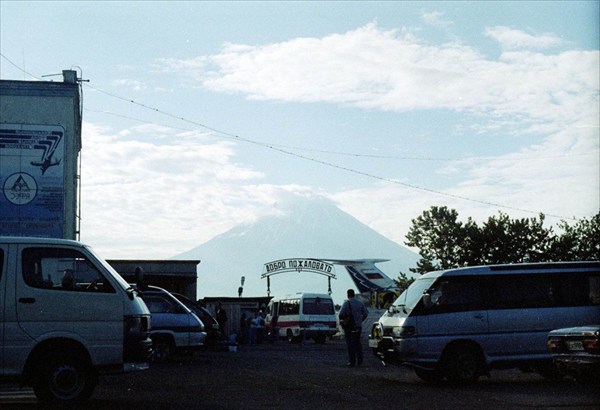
[
  {"x1": 266, "y1": 293, "x2": 337, "y2": 343},
  {"x1": 0, "y1": 237, "x2": 153, "y2": 404},
  {"x1": 368, "y1": 261, "x2": 600, "y2": 383}
]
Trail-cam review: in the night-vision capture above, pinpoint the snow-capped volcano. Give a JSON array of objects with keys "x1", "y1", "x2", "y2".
[{"x1": 174, "y1": 195, "x2": 419, "y2": 305}]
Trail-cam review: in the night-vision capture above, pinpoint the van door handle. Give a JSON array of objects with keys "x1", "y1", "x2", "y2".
[{"x1": 19, "y1": 297, "x2": 36, "y2": 304}]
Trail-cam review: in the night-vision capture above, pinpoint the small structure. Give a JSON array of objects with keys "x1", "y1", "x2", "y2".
[
  {"x1": 201, "y1": 296, "x2": 272, "y2": 343},
  {"x1": 108, "y1": 259, "x2": 199, "y2": 300}
]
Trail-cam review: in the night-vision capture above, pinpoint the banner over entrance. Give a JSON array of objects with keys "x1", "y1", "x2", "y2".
[
  {"x1": 261, "y1": 258, "x2": 337, "y2": 296},
  {"x1": 262, "y1": 258, "x2": 336, "y2": 278}
]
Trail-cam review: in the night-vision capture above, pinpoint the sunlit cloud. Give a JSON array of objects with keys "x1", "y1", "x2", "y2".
[
  {"x1": 84, "y1": 22, "x2": 598, "y2": 258},
  {"x1": 79, "y1": 122, "x2": 269, "y2": 257},
  {"x1": 160, "y1": 22, "x2": 597, "y2": 133},
  {"x1": 421, "y1": 11, "x2": 454, "y2": 29},
  {"x1": 485, "y1": 26, "x2": 571, "y2": 50}
]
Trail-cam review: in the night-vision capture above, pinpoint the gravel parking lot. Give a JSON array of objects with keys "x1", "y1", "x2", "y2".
[{"x1": 2, "y1": 338, "x2": 599, "y2": 409}]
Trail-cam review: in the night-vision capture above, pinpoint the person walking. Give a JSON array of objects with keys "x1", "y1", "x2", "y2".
[{"x1": 339, "y1": 289, "x2": 368, "y2": 367}]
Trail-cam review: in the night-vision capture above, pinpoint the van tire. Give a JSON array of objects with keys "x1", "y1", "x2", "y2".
[
  {"x1": 286, "y1": 330, "x2": 300, "y2": 344},
  {"x1": 152, "y1": 336, "x2": 174, "y2": 362},
  {"x1": 443, "y1": 347, "x2": 482, "y2": 383},
  {"x1": 32, "y1": 351, "x2": 96, "y2": 404}
]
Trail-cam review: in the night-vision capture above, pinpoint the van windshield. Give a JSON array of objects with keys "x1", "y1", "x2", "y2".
[{"x1": 394, "y1": 277, "x2": 436, "y2": 311}]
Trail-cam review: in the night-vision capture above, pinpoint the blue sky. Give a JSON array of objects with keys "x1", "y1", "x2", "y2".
[{"x1": 1, "y1": 1, "x2": 598, "y2": 259}]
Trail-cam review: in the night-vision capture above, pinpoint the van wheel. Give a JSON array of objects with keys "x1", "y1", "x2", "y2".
[
  {"x1": 443, "y1": 347, "x2": 482, "y2": 383},
  {"x1": 32, "y1": 352, "x2": 97, "y2": 404},
  {"x1": 286, "y1": 330, "x2": 300, "y2": 344},
  {"x1": 414, "y1": 368, "x2": 444, "y2": 383},
  {"x1": 152, "y1": 337, "x2": 174, "y2": 362}
]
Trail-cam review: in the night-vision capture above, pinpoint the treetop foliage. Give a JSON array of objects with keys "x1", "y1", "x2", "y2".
[{"x1": 404, "y1": 206, "x2": 599, "y2": 275}]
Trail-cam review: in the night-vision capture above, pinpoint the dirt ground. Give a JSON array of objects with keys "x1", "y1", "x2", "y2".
[{"x1": 2, "y1": 338, "x2": 599, "y2": 409}]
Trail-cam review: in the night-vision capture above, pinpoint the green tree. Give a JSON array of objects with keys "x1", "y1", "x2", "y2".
[
  {"x1": 405, "y1": 207, "x2": 598, "y2": 275},
  {"x1": 394, "y1": 271, "x2": 415, "y2": 293},
  {"x1": 478, "y1": 212, "x2": 552, "y2": 264},
  {"x1": 404, "y1": 206, "x2": 471, "y2": 274},
  {"x1": 549, "y1": 213, "x2": 600, "y2": 261}
]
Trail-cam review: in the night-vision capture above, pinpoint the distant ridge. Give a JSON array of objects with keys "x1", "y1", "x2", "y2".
[{"x1": 173, "y1": 194, "x2": 419, "y2": 305}]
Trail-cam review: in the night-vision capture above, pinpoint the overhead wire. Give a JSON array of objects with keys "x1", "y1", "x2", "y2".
[
  {"x1": 0, "y1": 55, "x2": 584, "y2": 220},
  {"x1": 83, "y1": 83, "x2": 579, "y2": 220}
]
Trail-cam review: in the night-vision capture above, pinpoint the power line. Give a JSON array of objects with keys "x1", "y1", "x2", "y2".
[
  {"x1": 87, "y1": 107, "x2": 596, "y2": 162},
  {"x1": 0, "y1": 56, "x2": 583, "y2": 220},
  {"x1": 83, "y1": 84, "x2": 578, "y2": 220},
  {"x1": 0, "y1": 52, "x2": 42, "y2": 80}
]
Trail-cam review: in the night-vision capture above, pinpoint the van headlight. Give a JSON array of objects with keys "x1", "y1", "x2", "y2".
[
  {"x1": 392, "y1": 326, "x2": 415, "y2": 337},
  {"x1": 124, "y1": 314, "x2": 151, "y2": 337}
]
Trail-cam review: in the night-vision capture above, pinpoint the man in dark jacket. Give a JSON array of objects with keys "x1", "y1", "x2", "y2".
[{"x1": 339, "y1": 289, "x2": 368, "y2": 367}]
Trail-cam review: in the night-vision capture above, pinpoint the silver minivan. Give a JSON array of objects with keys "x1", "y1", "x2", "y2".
[
  {"x1": 368, "y1": 261, "x2": 600, "y2": 383},
  {"x1": 0, "y1": 237, "x2": 153, "y2": 404}
]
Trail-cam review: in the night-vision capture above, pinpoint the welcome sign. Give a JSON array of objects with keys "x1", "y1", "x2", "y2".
[{"x1": 262, "y1": 258, "x2": 336, "y2": 278}]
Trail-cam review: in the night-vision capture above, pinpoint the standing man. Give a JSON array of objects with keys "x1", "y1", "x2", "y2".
[
  {"x1": 216, "y1": 302, "x2": 228, "y2": 340},
  {"x1": 339, "y1": 289, "x2": 369, "y2": 367}
]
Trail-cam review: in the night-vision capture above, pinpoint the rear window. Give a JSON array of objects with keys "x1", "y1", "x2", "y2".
[
  {"x1": 143, "y1": 294, "x2": 180, "y2": 314},
  {"x1": 481, "y1": 271, "x2": 600, "y2": 309},
  {"x1": 302, "y1": 297, "x2": 334, "y2": 315},
  {"x1": 482, "y1": 275, "x2": 553, "y2": 309}
]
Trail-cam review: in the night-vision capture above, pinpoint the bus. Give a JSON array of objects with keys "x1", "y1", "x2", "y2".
[{"x1": 266, "y1": 293, "x2": 338, "y2": 343}]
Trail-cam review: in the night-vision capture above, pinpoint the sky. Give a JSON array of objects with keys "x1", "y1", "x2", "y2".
[{"x1": 1, "y1": 1, "x2": 599, "y2": 262}]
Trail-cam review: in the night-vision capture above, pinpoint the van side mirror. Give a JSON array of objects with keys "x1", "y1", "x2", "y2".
[{"x1": 135, "y1": 266, "x2": 146, "y2": 290}]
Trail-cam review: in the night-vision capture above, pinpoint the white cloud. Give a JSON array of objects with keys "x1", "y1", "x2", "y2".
[
  {"x1": 79, "y1": 122, "x2": 268, "y2": 258},
  {"x1": 331, "y1": 124, "x2": 599, "y2": 244},
  {"x1": 161, "y1": 23, "x2": 598, "y2": 132},
  {"x1": 485, "y1": 26, "x2": 570, "y2": 50},
  {"x1": 421, "y1": 11, "x2": 453, "y2": 29},
  {"x1": 82, "y1": 23, "x2": 598, "y2": 259}
]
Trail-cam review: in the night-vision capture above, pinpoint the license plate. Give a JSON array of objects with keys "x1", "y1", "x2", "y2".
[
  {"x1": 368, "y1": 339, "x2": 379, "y2": 348},
  {"x1": 566, "y1": 340, "x2": 584, "y2": 351}
]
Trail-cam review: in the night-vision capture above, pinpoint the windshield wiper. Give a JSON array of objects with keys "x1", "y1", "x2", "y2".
[{"x1": 388, "y1": 304, "x2": 408, "y2": 315}]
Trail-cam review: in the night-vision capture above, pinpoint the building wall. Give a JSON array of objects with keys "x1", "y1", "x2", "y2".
[
  {"x1": 107, "y1": 259, "x2": 200, "y2": 300},
  {"x1": 0, "y1": 73, "x2": 81, "y2": 239}
]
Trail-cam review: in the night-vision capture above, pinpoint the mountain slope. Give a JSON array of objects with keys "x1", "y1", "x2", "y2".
[{"x1": 174, "y1": 195, "x2": 420, "y2": 305}]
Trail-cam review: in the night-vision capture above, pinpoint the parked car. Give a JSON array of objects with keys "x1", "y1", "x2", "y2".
[
  {"x1": 172, "y1": 292, "x2": 221, "y2": 347},
  {"x1": 137, "y1": 286, "x2": 206, "y2": 361},
  {"x1": 547, "y1": 325, "x2": 600, "y2": 383}
]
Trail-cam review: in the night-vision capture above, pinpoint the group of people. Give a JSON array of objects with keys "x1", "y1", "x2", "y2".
[
  {"x1": 215, "y1": 289, "x2": 369, "y2": 367},
  {"x1": 217, "y1": 303, "x2": 268, "y2": 345},
  {"x1": 238, "y1": 310, "x2": 268, "y2": 344}
]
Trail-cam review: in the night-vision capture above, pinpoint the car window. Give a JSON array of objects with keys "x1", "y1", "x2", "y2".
[
  {"x1": 21, "y1": 247, "x2": 115, "y2": 293},
  {"x1": 427, "y1": 278, "x2": 483, "y2": 313},
  {"x1": 482, "y1": 274, "x2": 553, "y2": 309},
  {"x1": 144, "y1": 294, "x2": 180, "y2": 313}
]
